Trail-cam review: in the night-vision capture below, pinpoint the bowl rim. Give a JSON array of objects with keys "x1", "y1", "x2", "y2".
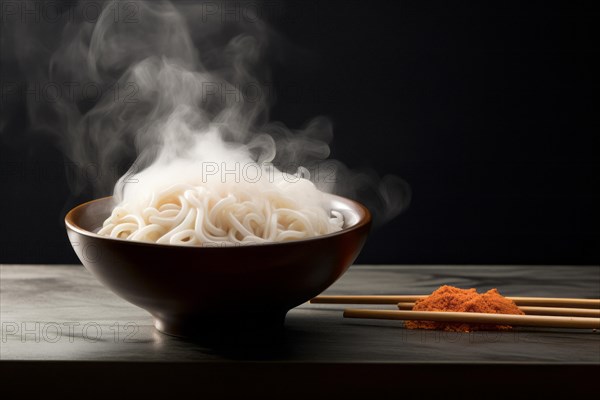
[{"x1": 65, "y1": 194, "x2": 372, "y2": 249}]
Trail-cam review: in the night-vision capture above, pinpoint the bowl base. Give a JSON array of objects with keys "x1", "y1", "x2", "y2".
[{"x1": 153, "y1": 311, "x2": 288, "y2": 338}]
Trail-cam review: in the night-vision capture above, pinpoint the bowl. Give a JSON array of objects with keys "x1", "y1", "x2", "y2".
[{"x1": 65, "y1": 195, "x2": 371, "y2": 337}]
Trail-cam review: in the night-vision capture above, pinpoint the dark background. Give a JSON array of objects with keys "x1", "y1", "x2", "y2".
[{"x1": 1, "y1": 0, "x2": 598, "y2": 265}]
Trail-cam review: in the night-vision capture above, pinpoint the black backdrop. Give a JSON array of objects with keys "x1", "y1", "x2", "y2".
[{"x1": 0, "y1": 0, "x2": 598, "y2": 265}]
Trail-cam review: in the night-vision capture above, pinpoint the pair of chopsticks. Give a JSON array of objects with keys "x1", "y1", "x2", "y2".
[{"x1": 310, "y1": 295, "x2": 600, "y2": 329}]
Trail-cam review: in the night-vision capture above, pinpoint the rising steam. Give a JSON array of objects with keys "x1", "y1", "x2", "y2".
[{"x1": 15, "y1": 0, "x2": 410, "y2": 226}]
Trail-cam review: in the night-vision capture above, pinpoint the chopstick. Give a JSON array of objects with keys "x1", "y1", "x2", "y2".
[
  {"x1": 311, "y1": 295, "x2": 600, "y2": 309},
  {"x1": 395, "y1": 302, "x2": 600, "y2": 318},
  {"x1": 343, "y1": 309, "x2": 600, "y2": 329}
]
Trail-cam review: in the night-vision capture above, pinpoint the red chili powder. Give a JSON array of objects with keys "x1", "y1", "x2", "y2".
[{"x1": 404, "y1": 285, "x2": 524, "y2": 332}]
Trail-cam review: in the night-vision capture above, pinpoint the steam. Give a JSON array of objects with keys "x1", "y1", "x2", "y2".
[{"x1": 14, "y1": 0, "x2": 410, "y2": 226}]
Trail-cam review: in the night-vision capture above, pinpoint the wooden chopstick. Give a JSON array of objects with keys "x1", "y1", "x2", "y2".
[
  {"x1": 343, "y1": 309, "x2": 600, "y2": 329},
  {"x1": 395, "y1": 302, "x2": 600, "y2": 318},
  {"x1": 311, "y1": 295, "x2": 600, "y2": 309}
]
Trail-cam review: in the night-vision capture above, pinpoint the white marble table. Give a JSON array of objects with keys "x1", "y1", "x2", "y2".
[{"x1": 1, "y1": 264, "x2": 599, "y2": 396}]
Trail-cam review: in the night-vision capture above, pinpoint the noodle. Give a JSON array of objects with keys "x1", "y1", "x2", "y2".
[{"x1": 97, "y1": 181, "x2": 344, "y2": 246}]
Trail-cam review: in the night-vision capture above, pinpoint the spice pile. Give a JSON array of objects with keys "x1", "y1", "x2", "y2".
[{"x1": 405, "y1": 285, "x2": 524, "y2": 332}]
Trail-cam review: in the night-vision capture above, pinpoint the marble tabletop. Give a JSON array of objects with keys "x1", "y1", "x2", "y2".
[{"x1": 1, "y1": 264, "x2": 599, "y2": 396}]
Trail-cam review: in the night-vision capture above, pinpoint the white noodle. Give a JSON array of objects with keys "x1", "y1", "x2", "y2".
[{"x1": 98, "y1": 182, "x2": 344, "y2": 246}]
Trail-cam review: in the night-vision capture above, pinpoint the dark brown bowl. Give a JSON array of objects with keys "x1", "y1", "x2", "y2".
[{"x1": 65, "y1": 195, "x2": 371, "y2": 336}]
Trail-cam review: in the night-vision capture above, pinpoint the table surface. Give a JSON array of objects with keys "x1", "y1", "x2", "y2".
[{"x1": 2, "y1": 264, "x2": 599, "y2": 363}]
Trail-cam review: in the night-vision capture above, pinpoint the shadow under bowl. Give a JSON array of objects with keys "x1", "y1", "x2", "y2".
[{"x1": 65, "y1": 195, "x2": 371, "y2": 337}]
